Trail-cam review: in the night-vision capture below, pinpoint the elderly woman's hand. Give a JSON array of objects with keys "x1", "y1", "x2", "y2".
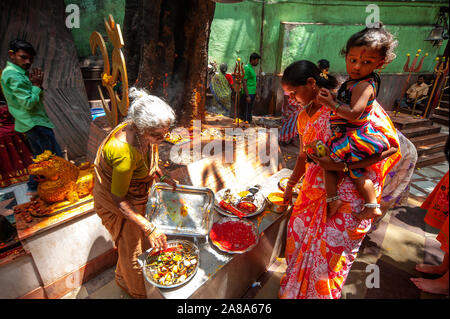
[
  {"x1": 148, "y1": 229, "x2": 167, "y2": 251},
  {"x1": 162, "y1": 175, "x2": 178, "y2": 191}
]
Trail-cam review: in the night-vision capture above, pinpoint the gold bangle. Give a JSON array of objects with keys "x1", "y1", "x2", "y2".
[{"x1": 144, "y1": 224, "x2": 156, "y2": 237}]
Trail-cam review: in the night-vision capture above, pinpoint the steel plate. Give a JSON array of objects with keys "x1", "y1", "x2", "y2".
[
  {"x1": 214, "y1": 188, "x2": 266, "y2": 218},
  {"x1": 146, "y1": 183, "x2": 215, "y2": 237},
  {"x1": 209, "y1": 217, "x2": 259, "y2": 254},
  {"x1": 143, "y1": 239, "x2": 199, "y2": 289}
]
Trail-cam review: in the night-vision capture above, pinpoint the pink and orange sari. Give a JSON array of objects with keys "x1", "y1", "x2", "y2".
[{"x1": 279, "y1": 102, "x2": 401, "y2": 299}]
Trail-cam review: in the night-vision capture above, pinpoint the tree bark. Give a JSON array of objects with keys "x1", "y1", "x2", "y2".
[{"x1": 123, "y1": 0, "x2": 215, "y2": 126}]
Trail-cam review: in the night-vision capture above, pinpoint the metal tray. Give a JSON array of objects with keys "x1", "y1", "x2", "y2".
[
  {"x1": 145, "y1": 183, "x2": 215, "y2": 237},
  {"x1": 209, "y1": 217, "x2": 259, "y2": 254},
  {"x1": 214, "y1": 187, "x2": 266, "y2": 218},
  {"x1": 142, "y1": 239, "x2": 199, "y2": 289}
]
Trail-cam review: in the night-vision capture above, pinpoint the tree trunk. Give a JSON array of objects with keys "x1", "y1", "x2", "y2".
[{"x1": 123, "y1": 0, "x2": 215, "y2": 126}]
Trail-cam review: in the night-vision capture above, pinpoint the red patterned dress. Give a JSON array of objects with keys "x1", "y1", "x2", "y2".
[
  {"x1": 0, "y1": 105, "x2": 33, "y2": 188},
  {"x1": 278, "y1": 102, "x2": 401, "y2": 299}
]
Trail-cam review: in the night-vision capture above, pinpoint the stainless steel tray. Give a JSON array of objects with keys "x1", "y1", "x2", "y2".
[
  {"x1": 143, "y1": 239, "x2": 199, "y2": 289},
  {"x1": 145, "y1": 183, "x2": 215, "y2": 237},
  {"x1": 209, "y1": 217, "x2": 259, "y2": 254},
  {"x1": 214, "y1": 187, "x2": 266, "y2": 218}
]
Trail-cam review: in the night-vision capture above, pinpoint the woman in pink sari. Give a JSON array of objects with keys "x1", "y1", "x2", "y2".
[{"x1": 278, "y1": 60, "x2": 402, "y2": 299}]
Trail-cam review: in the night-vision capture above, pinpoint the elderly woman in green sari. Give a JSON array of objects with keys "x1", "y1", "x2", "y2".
[{"x1": 210, "y1": 63, "x2": 232, "y2": 115}]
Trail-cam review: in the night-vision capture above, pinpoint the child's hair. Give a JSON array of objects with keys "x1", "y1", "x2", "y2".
[
  {"x1": 317, "y1": 59, "x2": 330, "y2": 71},
  {"x1": 9, "y1": 39, "x2": 36, "y2": 56},
  {"x1": 282, "y1": 60, "x2": 338, "y2": 90},
  {"x1": 340, "y1": 23, "x2": 398, "y2": 64}
]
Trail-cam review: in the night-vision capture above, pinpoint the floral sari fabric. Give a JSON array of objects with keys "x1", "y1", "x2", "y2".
[{"x1": 279, "y1": 102, "x2": 401, "y2": 299}]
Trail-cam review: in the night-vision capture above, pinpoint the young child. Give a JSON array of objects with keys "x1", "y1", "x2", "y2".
[{"x1": 317, "y1": 24, "x2": 399, "y2": 219}]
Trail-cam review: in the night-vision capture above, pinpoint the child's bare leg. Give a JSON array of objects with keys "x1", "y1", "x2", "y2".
[
  {"x1": 324, "y1": 170, "x2": 342, "y2": 218},
  {"x1": 353, "y1": 176, "x2": 382, "y2": 220}
]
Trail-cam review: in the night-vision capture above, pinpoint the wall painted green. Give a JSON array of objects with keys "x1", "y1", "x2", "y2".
[
  {"x1": 64, "y1": 0, "x2": 125, "y2": 58},
  {"x1": 209, "y1": 0, "x2": 449, "y2": 74},
  {"x1": 66, "y1": 0, "x2": 448, "y2": 74}
]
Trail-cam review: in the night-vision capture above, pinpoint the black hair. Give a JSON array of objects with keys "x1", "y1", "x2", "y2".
[
  {"x1": 317, "y1": 59, "x2": 330, "y2": 71},
  {"x1": 249, "y1": 52, "x2": 261, "y2": 61},
  {"x1": 340, "y1": 22, "x2": 398, "y2": 64},
  {"x1": 282, "y1": 60, "x2": 338, "y2": 90},
  {"x1": 9, "y1": 39, "x2": 36, "y2": 56}
]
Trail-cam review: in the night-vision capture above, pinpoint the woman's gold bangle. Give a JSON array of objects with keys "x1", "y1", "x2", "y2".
[{"x1": 145, "y1": 224, "x2": 156, "y2": 237}]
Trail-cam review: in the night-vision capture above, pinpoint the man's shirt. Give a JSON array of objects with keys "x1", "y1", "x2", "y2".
[
  {"x1": 0, "y1": 61, "x2": 53, "y2": 133},
  {"x1": 241, "y1": 64, "x2": 257, "y2": 95},
  {"x1": 406, "y1": 82, "x2": 429, "y2": 100}
]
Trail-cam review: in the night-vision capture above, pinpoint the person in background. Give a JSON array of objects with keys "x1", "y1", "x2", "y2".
[
  {"x1": 210, "y1": 63, "x2": 233, "y2": 115},
  {"x1": 0, "y1": 39, "x2": 62, "y2": 194},
  {"x1": 239, "y1": 52, "x2": 261, "y2": 124},
  {"x1": 411, "y1": 137, "x2": 449, "y2": 296},
  {"x1": 279, "y1": 92, "x2": 303, "y2": 146},
  {"x1": 222, "y1": 63, "x2": 234, "y2": 88},
  {"x1": 396, "y1": 75, "x2": 429, "y2": 110}
]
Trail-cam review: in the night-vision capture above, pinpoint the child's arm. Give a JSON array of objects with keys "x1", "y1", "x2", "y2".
[{"x1": 318, "y1": 82, "x2": 374, "y2": 121}]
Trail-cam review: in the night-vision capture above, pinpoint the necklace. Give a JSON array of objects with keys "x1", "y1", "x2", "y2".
[
  {"x1": 305, "y1": 100, "x2": 315, "y2": 118},
  {"x1": 135, "y1": 131, "x2": 149, "y2": 171}
]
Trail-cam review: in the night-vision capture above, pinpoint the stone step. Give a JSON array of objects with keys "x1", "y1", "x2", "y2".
[
  {"x1": 409, "y1": 132, "x2": 449, "y2": 147},
  {"x1": 400, "y1": 124, "x2": 441, "y2": 139},
  {"x1": 431, "y1": 114, "x2": 449, "y2": 126},
  {"x1": 415, "y1": 140, "x2": 447, "y2": 157},
  {"x1": 388, "y1": 111, "x2": 433, "y2": 130},
  {"x1": 440, "y1": 99, "x2": 449, "y2": 109},
  {"x1": 416, "y1": 152, "x2": 448, "y2": 168},
  {"x1": 434, "y1": 107, "x2": 449, "y2": 117}
]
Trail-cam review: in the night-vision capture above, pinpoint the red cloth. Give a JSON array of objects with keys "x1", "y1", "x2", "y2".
[
  {"x1": 225, "y1": 73, "x2": 233, "y2": 86},
  {"x1": 0, "y1": 105, "x2": 33, "y2": 188}
]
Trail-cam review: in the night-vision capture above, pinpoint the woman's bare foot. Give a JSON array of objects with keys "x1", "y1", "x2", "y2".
[
  {"x1": 415, "y1": 263, "x2": 447, "y2": 275},
  {"x1": 354, "y1": 206, "x2": 382, "y2": 221},
  {"x1": 410, "y1": 273, "x2": 449, "y2": 296},
  {"x1": 327, "y1": 199, "x2": 342, "y2": 218}
]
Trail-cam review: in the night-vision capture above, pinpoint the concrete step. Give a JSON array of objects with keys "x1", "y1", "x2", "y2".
[
  {"x1": 416, "y1": 152, "x2": 448, "y2": 168},
  {"x1": 409, "y1": 132, "x2": 449, "y2": 147},
  {"x1": 415, "y1": 140, "x2": 447, "y2": 157},
  {"x1": 431, "y1": 114, "x2": 449, "y2": 126},
  {"x1": 400, "y1": 124, "x2": 441, "y2": 139},
  {"x1": 389, "y1": 112, "x2": 433, "y2": 130},
  {"x1": 434, "y1": 107, "x2": 449, "y2": 117},
  {"x1": 440, "y1": 99, "x2": 449, "y2": 109}
]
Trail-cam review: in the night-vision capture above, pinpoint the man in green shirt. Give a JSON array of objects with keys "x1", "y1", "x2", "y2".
[
  {"x1": 1, "y1": 39, "x2": 62, "y2": 192},
  {"x1": 239, "y1": 52, "x2": 261, "y2": 124}
]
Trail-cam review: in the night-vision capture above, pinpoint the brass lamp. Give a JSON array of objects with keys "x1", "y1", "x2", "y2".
[{"x1": 425, "y1": 8, "x2": 449, "y2": 47}]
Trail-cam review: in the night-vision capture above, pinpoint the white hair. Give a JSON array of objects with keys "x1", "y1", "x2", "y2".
[{"x1": 125, "y1": 87, "x2": 175, "y2": 134}]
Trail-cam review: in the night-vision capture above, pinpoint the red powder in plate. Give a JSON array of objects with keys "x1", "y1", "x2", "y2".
[{"x1": 210, "y1": 220, "x2": 256, "y2": 251}]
